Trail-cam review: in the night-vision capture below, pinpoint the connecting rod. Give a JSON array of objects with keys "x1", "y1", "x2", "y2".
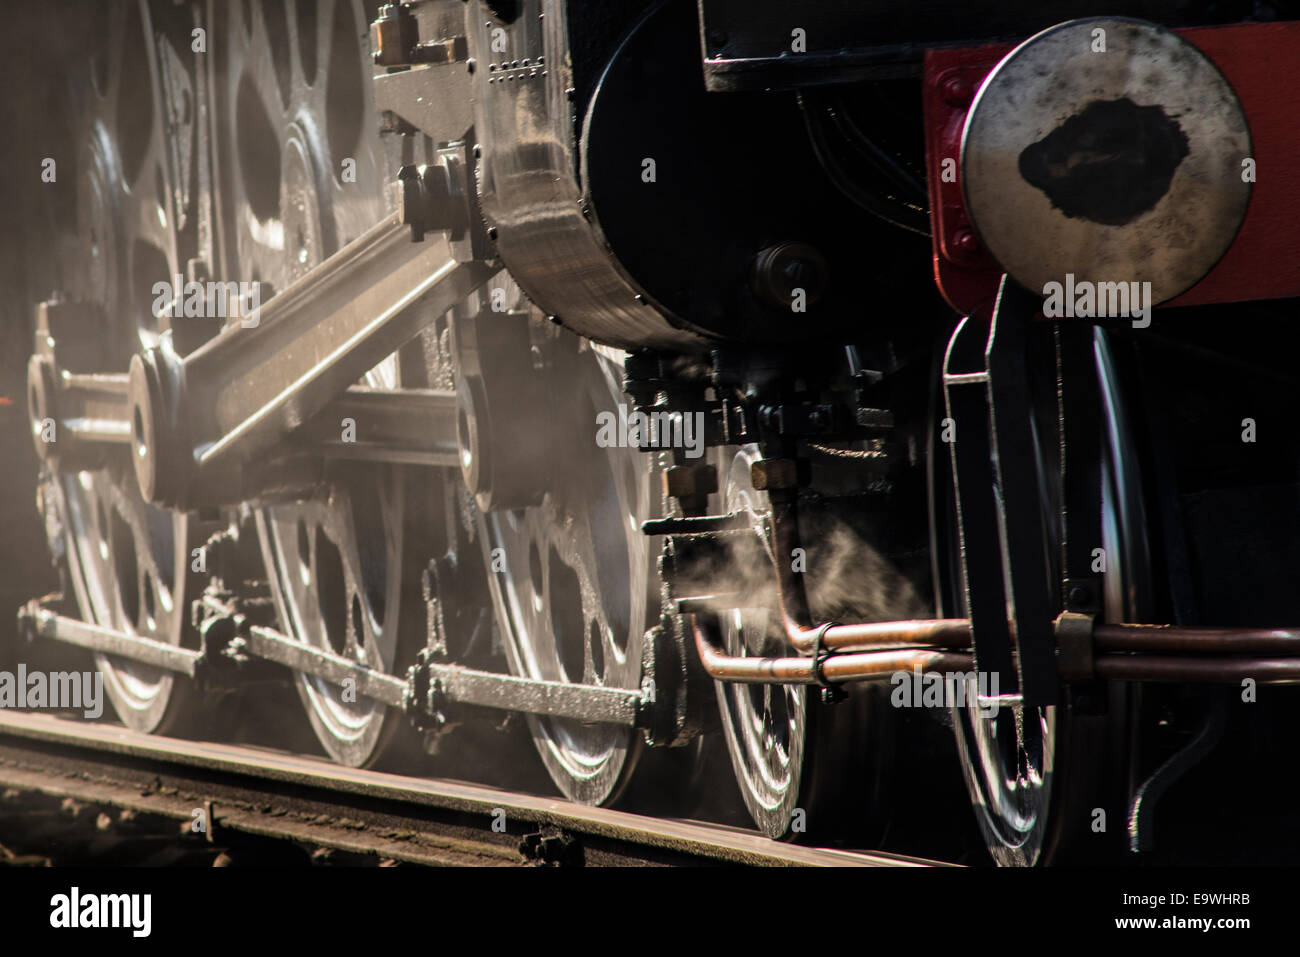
[{"x1": 128, "y1": 214, "x2": 491, "y2": 509}]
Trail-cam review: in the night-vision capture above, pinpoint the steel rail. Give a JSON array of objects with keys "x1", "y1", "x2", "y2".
[{"x1": 0, "y1": 711, "x2": 944, "y2": 867}]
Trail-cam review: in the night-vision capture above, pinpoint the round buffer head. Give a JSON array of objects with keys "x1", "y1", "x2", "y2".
[{"x1": 961, "y1": 17, "x2": 1252, "y2": 306}]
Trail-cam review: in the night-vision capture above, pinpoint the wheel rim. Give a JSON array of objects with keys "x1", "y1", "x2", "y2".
[
  {"x1": 951, "y1": 679, "x2": 1056, "y2": 865},
  {"x1": 257, "y1": 471, "x2": 404, "y2": 765},
  {"x1": 948, "y1": 327, "x2": 1145, "y2": 865},
  {"x1": 949, "y1": 401, "x2": 1058, "y2": 867},
  {"x1": 712, "y1": 445, "x2": 808, "y2": 838},
  {"x1": 55, "y1": 467, "x2": 189, "y2": 732},
  {"x1": 218, "y1": 0, "x2": 404, "y2": 765},
  {"x1": 53, "y1": 0, "x2": 195, "y2": 733},
  {"x1": 478, "y1": 347, "x2": 656, "y2": 804}
]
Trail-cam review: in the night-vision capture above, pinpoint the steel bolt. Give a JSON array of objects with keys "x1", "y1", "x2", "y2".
[
  {"x1": 371, "y1": 5, "x2": 415, "y2": 67},
  {"x1": 663, "y1": 465, "x2": 718, "y2": 499},
  {"x1": 952, "y1": 227, "x2": 979, "y2": 257},
  {"x1": 941, "y1": 73, "x2": 973, "y2": 108},
  {"x1": 752, "y1": 241, "x2": 830, "y2": 310},
  {"x1": 750, "y1": 458, "x2": 799, "y2": 491},
  {"x1": 394, "y1": 166, "x2": 423, "y2": 230}
]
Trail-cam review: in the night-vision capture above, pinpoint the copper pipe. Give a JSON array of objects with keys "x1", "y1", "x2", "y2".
[
  {"x1": 752, "y1": 489, "x2": 1300, "y2": 685},
  {"x1": 1095, "y1": 623, "x2": 1300, "y2": 655},
  {"x1": 1095, "y1": 655, "x2": 1300, "y2": 684},
  {"x1": 789, "y1": 618, "x2": 975, "y2": 654},
  {"x1": 820, "y1": 649, "x2": 975, "y2": 682},
  {"x1": 692, "y1": 615, "x2": 973, "y2": 685}
]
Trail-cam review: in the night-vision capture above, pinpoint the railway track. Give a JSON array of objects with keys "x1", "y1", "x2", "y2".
[{"x1": 0, "y1": 711, "x2": 946, "y2": 867}]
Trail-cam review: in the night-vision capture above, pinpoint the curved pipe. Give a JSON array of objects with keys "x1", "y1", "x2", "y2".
[
  {"x1": 692, "y1": 614, "x2": 973, "y2": 685},
  {"x1": 723, "y1": 489, "x2": 1300, "y2": 685},
  {"x1": 785, "y1": 617, "x2": 975, "y2": 654}
]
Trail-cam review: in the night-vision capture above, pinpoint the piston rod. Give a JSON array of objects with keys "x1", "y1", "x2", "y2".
[{"x1": 31, "y1": 373, "x2": 462, "y2": 476}]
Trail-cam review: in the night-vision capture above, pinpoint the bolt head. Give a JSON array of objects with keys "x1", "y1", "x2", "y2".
[
  {"x1": 942, "y1": 74, "x2": 973, "y2": 108},
  {"x1": 393, "y1": 166, "x2": 427, "y2": 230},
  {"x1": 750, "y1": 458, "x2": 798, "y2": 491},
  {"x1": 752, "y1": 242, "x2": 830, "y2": 310},
  {"x1": 663, "y1": 465, "x2": 718, "y2": 499},
  {"x1": 370, "y1": 5, "x2": 414, "y2": 67},
  {"x1": 951, "y1": 227, "x2": 979, "y2": 258}
]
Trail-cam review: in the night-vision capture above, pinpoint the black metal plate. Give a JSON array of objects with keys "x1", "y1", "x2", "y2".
[{"x1": 698, "y1": 0, "x2": 1248, "y2": 90}]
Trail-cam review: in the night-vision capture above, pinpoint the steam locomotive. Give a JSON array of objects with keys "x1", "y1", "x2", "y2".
[{"x1": 5, "y1": 0, "x2": 1300, "y2": 865}]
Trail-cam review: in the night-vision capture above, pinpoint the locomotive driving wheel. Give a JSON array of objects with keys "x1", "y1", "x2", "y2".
[
  {"x1": 214, "y1": 0, "x2": 409, "y2": 766},
  {"x1": 710, "y1": 446, "x2": 807, "y2": 837},
  {"x1": 46, "y1": 0, "x2": 205, "y2": 734},
  {"x1": 473, "y1": 342, "x2": 660, "y2": 805},
  {"x1": 938, "y1": 327, "x2": 1149, "y2": 865},
  {"x1": 708, "y1": 445, "x2": 909, "y2": 840}
]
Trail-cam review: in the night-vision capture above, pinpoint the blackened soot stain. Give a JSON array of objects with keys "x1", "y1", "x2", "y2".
[{"x1": 1018, "y1": 97, "x2": 1190, "y2": 225}]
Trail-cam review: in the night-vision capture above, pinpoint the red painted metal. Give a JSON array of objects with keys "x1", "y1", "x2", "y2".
[{"x1": 923, "y1": 21, "x2": 1300, "y2": 316}]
